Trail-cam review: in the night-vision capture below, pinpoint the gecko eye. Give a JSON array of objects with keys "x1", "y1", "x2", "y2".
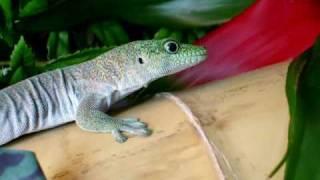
[
  {"x1": 164, "y1": 40, "x2": 179, "y2": 54},
  {"x1": 138, "y1": 57, "x2": 144, "y2": 64}
]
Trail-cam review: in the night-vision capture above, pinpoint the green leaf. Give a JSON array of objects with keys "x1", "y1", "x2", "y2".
[
  {"x1": 43, "y1": 46, "x2": 113, "y2": 71},
  {"x1": 9, "y1": 66, "x2": 26, "y2": 85},
  {"x1": 10, "y1": 36, "x2": 36, "y2": 70},
  {"x1": 169, "y1": 31, "x2": 183, "y2": 41},
  {"x1": 284, "y1": 38, "x2": 320, "y2": 180},
  {"x1": 269, "y1": 52, "x2": 308, "y2": 178},
  {"x1": 186, "y1": 33, "x2": 197, "y2": 44},
  {"x1": 15, "y1": 0, "x2": 255, "y2": 32},
  {"x1": 88, "y1": 21, "x2": 129, "y2": 46},
  {"x1": 47, "y1": 31, "x2": 70, "y2": 59},
  {"x1": 193, "y1": 28, "x2": 207, "y2": 39},
  {"x1": 0, "y1": 30, "x2": 15, "y2": 46},
  {"x1": 154, "y1": 27, "x2": 170, "y2": 40},
  {"x1": 0, "y1": 0, "x2": 12, "y2": 29},
  {"x1": 153, "y1": 28, "x2": 184, "y2": 42},
  {"x1": 154, "y1": 28, "x2": 207, "y2": 43},
  {"x1": 0, "y1": 0, "x2": 15, "y2": 46},
  {"x1": 19, "y1": 0, "x2": 48, "y2": 17}
]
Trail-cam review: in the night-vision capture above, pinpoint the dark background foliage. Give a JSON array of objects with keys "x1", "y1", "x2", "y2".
[{"x1": 0, "y1": 0, "x2": 254, "y2": 89}]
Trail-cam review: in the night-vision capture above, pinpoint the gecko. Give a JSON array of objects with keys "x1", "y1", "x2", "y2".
[{"x1": 0, "y1": 39, "x2": 207, "y2": 145}]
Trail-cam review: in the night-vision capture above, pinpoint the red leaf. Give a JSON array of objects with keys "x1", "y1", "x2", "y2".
[{"x1": 177, "y1": 0, "x2": 320, "y2": 86}]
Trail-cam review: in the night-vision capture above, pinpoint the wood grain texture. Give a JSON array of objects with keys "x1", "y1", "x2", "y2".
[
  {"x1": 5, "y1": 97, "x2": 218, "y2": 180},
  {"x1": 178, "y1": 61, "x2": 290, "y2": 180}
]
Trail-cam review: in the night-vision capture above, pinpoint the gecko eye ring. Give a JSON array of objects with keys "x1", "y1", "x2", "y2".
[{"x1": 164, "y1": 40, "x2": 179, "y2": 54}]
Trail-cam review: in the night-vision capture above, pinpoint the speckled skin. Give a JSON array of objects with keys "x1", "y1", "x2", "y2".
[{"x1": 0, "y1": 39, "x2": 207, "y2": 145}]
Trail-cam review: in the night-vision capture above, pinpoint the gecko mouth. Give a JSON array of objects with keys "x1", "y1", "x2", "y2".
[
  {"x1": 188, "y1": 53, "x2": 207, "y2": 64},
  {"x1": 167, "y1": 53, "x2": 207, "y2": 76}
]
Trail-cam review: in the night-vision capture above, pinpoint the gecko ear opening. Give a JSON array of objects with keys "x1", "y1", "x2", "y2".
[{"x1": 138, "y1": 57, "x2": 144, "y2": 64}]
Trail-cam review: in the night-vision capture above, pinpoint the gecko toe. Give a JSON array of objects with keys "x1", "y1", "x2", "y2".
[
  {"x1": 120, "y1": 125, "x2": 152, "y2": 137},
  {"x1": 123, "y1": 118, "x2": 148, "y2": 128},
  {"x1": 112, "y1": 130, "x2": 128, "y2": 143}
]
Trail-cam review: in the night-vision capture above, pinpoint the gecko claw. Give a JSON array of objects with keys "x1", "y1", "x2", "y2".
[{"x1": 112, "y1": 130, "x2": 128, "y2": 143}]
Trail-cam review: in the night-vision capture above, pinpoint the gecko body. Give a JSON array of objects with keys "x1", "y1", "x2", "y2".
[{"x1": 0, "y1": 39, "x2": 207, "y2": 145}]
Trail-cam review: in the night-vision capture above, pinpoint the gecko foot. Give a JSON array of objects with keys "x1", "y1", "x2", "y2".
[
  {"x1": 76, "y1": 113, "x2": 152, "y2": 143},
  {"x1": 110, "y1": 118, "x2": 152, "y2": 143},
  {"x1": 120, "y1": 118, "x2": 152, "y2": 137},
  {"x1": 112, "y1": 130, "x2": 128, "y2": 143}
]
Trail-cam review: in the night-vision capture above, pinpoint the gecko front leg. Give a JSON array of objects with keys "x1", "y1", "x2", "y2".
[{"x1": 75, "y1": 94, "x2": 152, "y2": 143}]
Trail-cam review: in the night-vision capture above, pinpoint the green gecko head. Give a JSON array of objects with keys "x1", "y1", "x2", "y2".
[{"x1": 106, "y1": 39, "x2": 207, "y2": 89}]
